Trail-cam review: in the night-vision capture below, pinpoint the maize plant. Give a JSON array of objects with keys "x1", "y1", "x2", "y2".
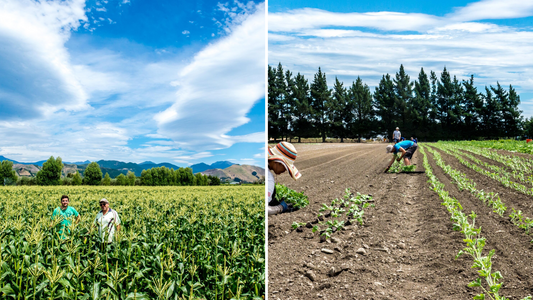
[
  {"x1": 0, "y1": 186, "x2": 265, "y2": 300},
  {"x1": 313, "y1": 188, "x2": 374, "y2": 240},
  {"x1": 419, "y1": 145, "x2": 531, "y2": 300}
]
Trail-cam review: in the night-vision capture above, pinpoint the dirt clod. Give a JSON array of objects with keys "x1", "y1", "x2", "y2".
[
  {"x1": 321, "y1": 248, "x2": 334, "y2": 254},
  {"x1": 356, "y1": 248, "x2": 366, "y2": 255}
]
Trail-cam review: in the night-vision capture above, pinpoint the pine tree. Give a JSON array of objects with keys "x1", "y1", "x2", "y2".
[
  {"x1": 507, "y1": 85, "x2": 522, "y2": 137},
  {"x1": 462, "y1": 75, "x2": 482, "y2": 139},
  {"x1": 374, "y1": 74, "x2": 397, "y2": 138},
  {"x1": 437, "y1": 67, "x2": 454, "y2": 135},
  {"x1": 350, "y1": 77, "x2": 374, "y2": 141},
  {"x1": 329, "y1": 77, "x2": 348, "y2": 142},
  {"x1": 393, "y1": 65, "x2": 413, "y2": 131},
  {"x1": 412, "y1": 68, "x2": 432, "y2": 137},
  {"x1": 310, "y1": 67, "x2": 331, "y2": 142},
  {"x1": 291, "y1": 73, "x2": 312, "y2": 142}
]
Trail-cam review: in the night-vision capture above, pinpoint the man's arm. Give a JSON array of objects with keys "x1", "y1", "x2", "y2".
[
  {"x1": 397, "y1": 147, "x2": 406, "y2": 161},
  {"x1": 384, "y1": 155, "x2": 396, "y2": 172}
]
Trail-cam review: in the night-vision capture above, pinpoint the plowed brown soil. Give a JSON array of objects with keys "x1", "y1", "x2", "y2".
[{"x1": 268, "y1": 143, "x2": 533, "y2": 300}]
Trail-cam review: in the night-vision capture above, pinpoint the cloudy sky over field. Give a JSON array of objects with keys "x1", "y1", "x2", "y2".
[
  {"x1": 0, "y1": 0, "x2": 265, "y2": 166},
  {"x1": 269, "y1": 0, "x2": 533, "y2": 118}
]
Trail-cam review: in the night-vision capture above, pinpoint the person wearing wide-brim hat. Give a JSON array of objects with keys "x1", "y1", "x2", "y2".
[{"x1": 267, "y1": 142, "x2": 301, "y2": 215}]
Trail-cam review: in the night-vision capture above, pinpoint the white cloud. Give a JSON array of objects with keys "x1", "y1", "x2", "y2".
[
  {"x1": 269, "y1": 9, "x2": 441, "y2": 32},
  {"x1": 269, "y1": 0, "x2": 533, "y2": 117},
  {"x1": 0, "y1": 0, "x2": 89, "y2": 120},
  {"x1": 182, "y1": 30, "x2": 190, "y2": 34},
  {"x1": 449, "y1": 0, "x2": 533, "y2": 21},
  {"x1": 155, "y1": 2, "x2": 265, "y2": 151}
]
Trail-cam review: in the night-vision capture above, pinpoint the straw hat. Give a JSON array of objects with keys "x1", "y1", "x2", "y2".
[
  {"x1": 386, "y1": 145, "x2": 394, "y2": 153},
  {"x1": 268, "y1": 142, "x2": 301, "y2": 180}
]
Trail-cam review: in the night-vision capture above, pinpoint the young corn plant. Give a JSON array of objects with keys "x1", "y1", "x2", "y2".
[
  {"x1": 420, "y1": 145, "x2": 532, "y2": 300},
  {"x1": 313, "y1": 188, "x2": 374, "y2": 240}
]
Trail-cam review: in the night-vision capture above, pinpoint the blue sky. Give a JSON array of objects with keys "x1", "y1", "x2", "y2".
[
  {"x1": 0, "y1": 0, "x2": 265, "y2": 167},
  {"x1": 269, "y1": 0, "x2": 533, "y2": 119}
]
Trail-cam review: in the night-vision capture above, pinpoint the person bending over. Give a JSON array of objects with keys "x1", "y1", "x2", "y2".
[
  {"x1": 384, "y1": 139, "x2": 418, "y2": 172},
  {"x1": 267, "y1": 142, "x2": 302, "y2": 216}
]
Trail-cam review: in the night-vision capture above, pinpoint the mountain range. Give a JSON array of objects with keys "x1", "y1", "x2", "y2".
[{"x1": 2, "y1": 155, "x2": 264, "y2": 183}]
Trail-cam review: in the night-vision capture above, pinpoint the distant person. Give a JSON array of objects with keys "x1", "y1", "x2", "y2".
[
  {"x1": 411, "y1": 137, "x2": 418, "y2": 144},
  {"x1": 400, "y1": 137, "x2": 406, "y2": 141},
  {"x1": 51, "y1": 195, "x2": 80, "y2": 239},
  {"x1": 94, "y1": 198, "x2": 121, "y2": 243},
  {"x1": 384, "y1": 139, "x2": 418, "y2": 172},
  {"x1": 267, "y1": 142, "x2": 302, "y2": 215},
  {"x1": 392, "y1": 127, "x2": 401, "y2": 143}
]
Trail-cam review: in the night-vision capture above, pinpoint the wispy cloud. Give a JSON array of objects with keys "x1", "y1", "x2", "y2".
[
  {"x1": 155, "y1": 2, "x2": 265, "y2": 151},
  {"x1": 0, "y1": 0, "x2": 266, "y2": 166},
  {"x1": 0, "y1": 0, "x2": 89, "y2": 120},
  {"x1": 269, "y1": 0, "x2": 533, "y2": 117}
]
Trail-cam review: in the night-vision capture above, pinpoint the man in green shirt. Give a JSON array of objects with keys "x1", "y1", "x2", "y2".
[{"x1": 51, "y1": 195, "x2": 80, "y2": 239}]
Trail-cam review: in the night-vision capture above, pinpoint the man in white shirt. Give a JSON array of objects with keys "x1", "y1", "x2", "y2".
[
  {"x1": 392, "y1": 127, "x2": 401, "y2": 143},
  {"x1": 94, "y1": 198, "x2": 121, "y2": 243}
]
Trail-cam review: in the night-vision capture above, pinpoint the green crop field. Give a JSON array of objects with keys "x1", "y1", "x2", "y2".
[{"x1": 0, "y1": 186, "x2": 264, "y2": 300}]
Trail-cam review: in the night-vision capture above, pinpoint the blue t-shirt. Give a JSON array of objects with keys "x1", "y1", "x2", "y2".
[
  {"x1": 52, "y1": 206, "x2": 79, "y2": 238},
  {"x1": 393, "y1": 140, "x2": 415, "y2": 154}
]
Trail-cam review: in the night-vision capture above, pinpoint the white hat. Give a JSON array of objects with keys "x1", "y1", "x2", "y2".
[
  {"x1": 99, "y1": 198, "x2": 109, "y2": 204},
  {"x1": 386, "y1": 145, "x2": 394, "y2": 153}
]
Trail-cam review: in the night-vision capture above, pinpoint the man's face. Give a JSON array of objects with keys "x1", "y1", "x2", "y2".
[
  {"x1": 61, "y1": 198, "x2": 69, "y2": 208},
  {"x1": 100, "y1": 202, "x2": 109, "y2": 210}
]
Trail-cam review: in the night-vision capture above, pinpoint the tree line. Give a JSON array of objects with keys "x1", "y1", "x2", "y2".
[
  {"x1": 269, "y1": 63, "x2": 530, "y2": 141},
  {"x1": 1, "y1": 157, "x2": 221, "y2": 186}
]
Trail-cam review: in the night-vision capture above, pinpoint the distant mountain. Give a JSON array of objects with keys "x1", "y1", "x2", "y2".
[
  {"x1": 210, "y1": 161, "x2": 234, "y2": 169},
  {"x1": 0, "y1": 155, "x2": 17, "y2": 163},
  {"x1": 191, "y1": 161, "x2": 235, "y2": 173},
  {"x1": 190, "y1": 163, "x2": 210, "y2": 173},
  {"x1": 66, "y1": 160, "x2": 91, "y2": 165},
  {"x1": 201, "y1": 164, "x2": 264, "y2": 183},
  {"x1": 3, "y1": 155, "x2": 259, "y2": 181}
]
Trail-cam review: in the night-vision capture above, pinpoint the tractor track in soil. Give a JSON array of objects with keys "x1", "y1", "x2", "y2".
[{"x1": 268, "y1": 143, "x2": 533, "y2": 300}]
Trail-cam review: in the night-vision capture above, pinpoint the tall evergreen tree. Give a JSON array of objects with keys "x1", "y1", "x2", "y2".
[
  {"x1": 483, "y1": 86, "x2": 502, "y2": 138},
  {"x1": 374, "y1": 74, "x2": 397, "y2": 138},
  {"x1": 310, "y1": 67, "x2": 331, "y2": 142},
  {"x1": 268, "y1": 65, "x2": 280, "y2": 140},
  {"x1": 350, "y1": 77, "x2": 375, "y2": 141},
  {"x1": 291, "y1": 73, "x2": 313, "y2": 142},
  {"x1": 436, "y1": 67, "x2": 454, "y2": 135},
  {"x1": 412, "y1": 68, "x2": 432, "y2": 137},
  {"x1": 462, "y1": 75, "x2": 482, "y2": 138},
  {"x1": 329, "y1": 77, "x2": 348, "y2": 141},
  {"x1": 507, "y1": 85, "x2": 523, "y2": 137},
  {"x1": 393, "y1": 65, "x2": 413, "y2": 131}
]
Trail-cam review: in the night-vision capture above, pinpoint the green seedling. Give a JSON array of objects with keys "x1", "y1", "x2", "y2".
[{"x1": 291, "y1": 222, "x2": 306, "y2": 230}]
